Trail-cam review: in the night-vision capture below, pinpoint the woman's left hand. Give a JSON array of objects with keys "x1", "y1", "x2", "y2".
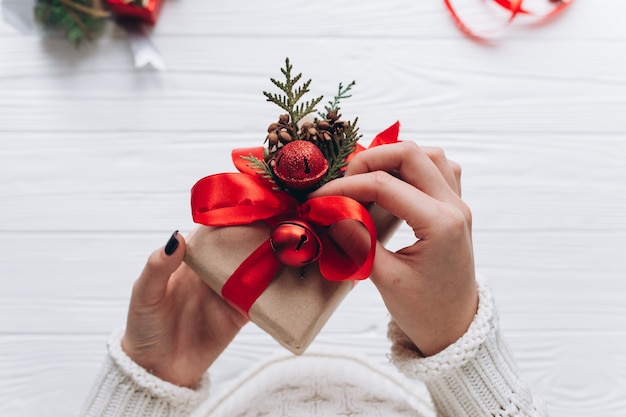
[{"x1": 121, "y1": 231, "x2": 248, "y2": 387}]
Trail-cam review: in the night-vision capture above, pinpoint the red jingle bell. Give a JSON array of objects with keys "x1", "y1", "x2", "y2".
[
  {"x1": 273, "y1": 140, "x2": 329, "y2": 191},
  {"x1": 269, "y1": 221, "x2": 322, "y2": 267}
]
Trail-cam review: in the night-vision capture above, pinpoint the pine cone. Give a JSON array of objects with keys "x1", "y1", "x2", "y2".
[
  {"x1": 265, "y1": 114, "x2": 296, "y2": 153},
  {"x1": 299, "y1": 122, "x2": 319, "y2": 142},
  {"x1": 314, "y1": 110, "x2": 350, "y2": 143}
]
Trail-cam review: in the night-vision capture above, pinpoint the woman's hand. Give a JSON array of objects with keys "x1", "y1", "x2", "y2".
[
  {"x1": 311, "y1": 141, "x2": 478, "y2": 356},
  {"x1": 121, "y1": 231, "x2": 248, "y2": 387}
]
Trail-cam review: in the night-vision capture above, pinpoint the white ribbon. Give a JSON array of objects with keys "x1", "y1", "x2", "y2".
[
  {"x1": 2, "y1": 0, "x2": 37, "y2": 33},
  {"x1": 117, "y1": 18, "x2": 166, "y2": 71}
]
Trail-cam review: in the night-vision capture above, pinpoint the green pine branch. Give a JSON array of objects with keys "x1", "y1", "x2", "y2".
[
  {"x1": 239, "y1": 154, "x2": 280, "y2": 190},
  {"x1": 259, "y1": 59, "x2": 362, "y2": 196},
  {"x1": 35, "y1": 0, "x2": 109, "y2": 47},
  {"x1": 263, "y1": 58, "x2": 323, "y2": 129},
  {"x1": 318, "y1": 118, "x2": 362, "y2": 186},
  {"x1": 320, "y1": 80, "x2": 356, "y2": 118}
]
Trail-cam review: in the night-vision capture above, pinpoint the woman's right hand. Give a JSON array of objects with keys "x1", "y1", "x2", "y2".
[
  {"x1": 311, "y1": 142, "x2": 478, "y2": 357},
  {"x1": 121, "y1": 231, "x2": 248, "y2": 387}
]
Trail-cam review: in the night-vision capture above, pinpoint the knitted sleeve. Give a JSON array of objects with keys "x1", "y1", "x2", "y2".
[
  {"x1": 388, "y1": 279, "x2": 547, "y2": 417},
  {"x1": 78, "y1": 329, "x2": 211, "y2": 417}
]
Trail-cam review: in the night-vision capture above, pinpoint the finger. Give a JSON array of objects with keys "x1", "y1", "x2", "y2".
[
  {"x1": 133, "y1": 231, "x2": 186, "y2": 305},
  {"x1": 311, "y1": 171, "x2": 441, "y2": 236},
  {"x1": 369, "y1": 243, "x2": 415, "y2": 288},
  {"x1": 449, "y1": 160, "x2": 462, "y2": 196},
  {"x1": 421, "y1": 146, "x2": 461, "y2": 196},
  {"x1": 345, "y1": 142, "x2": 459, "y2": 203},
  {"x1": 324, "y1": 218, "x2": 407, "y2": 285},
  {"x1": 326, "y1": 219, "x2": 372, "y2": 265}
]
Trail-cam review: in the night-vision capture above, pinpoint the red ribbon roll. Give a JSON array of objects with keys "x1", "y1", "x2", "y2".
[{"x1": 444, "y1": 0, "x2": 574, "y2": 42}]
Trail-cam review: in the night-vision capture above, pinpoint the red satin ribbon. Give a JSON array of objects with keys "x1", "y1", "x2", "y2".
[
  {"x1": 190, "y1": 122, "x2": 400, "y2": 316},
  {"x1": 444, "y1": 0, "x2": 573, "y2": 42},
  {"x1": 349, "y1": 120, "x2": 401, "y2": 162},
  {"x1": 106, "y1": 0, "x2": 163, "y2": 25}
]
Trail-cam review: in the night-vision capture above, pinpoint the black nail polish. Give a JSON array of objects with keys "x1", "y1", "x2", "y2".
[{"x1": 164, "y1": 230, "x2": 179, "y2": 255}]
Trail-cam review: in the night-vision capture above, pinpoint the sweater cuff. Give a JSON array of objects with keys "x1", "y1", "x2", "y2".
[
  {"x1": 388, "y1": 279, "x2": 546, "y2": 416},
  {"x1": 79, "y1": 329, "x2": 211, "y2": 417}
]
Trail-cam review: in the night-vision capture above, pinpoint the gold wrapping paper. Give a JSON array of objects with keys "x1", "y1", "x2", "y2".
[{"x1": 184, "y1": 203, "x2": 401, "y2": 354}]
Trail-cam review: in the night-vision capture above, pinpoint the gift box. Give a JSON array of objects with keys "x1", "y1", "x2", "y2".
[
  {"x1": 183, "y1": 120, "x2": 404, "y2": 354},
  {"x1": 184, "y1": 202, "x2": 401, "y2": 354},
  {"x1": 106, "y1": 0, "x2": 163, "y2": 25},
  {"x1": 183, "y1": 59, "x2": 404, "y2": 354}
]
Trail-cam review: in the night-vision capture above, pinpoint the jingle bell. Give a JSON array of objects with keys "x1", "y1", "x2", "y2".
[
  {"x1": 269, "y1": 221, "x2": 322, "y2": 267},
  {"x1": 272, "y1": 140, "x2": 329, "y2": 190}
]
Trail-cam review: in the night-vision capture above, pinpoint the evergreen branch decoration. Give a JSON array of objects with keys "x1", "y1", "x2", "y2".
[
  {"x1": 320, "y1": 81, "x2": 356, "y2": 118},
  {"x1": 258, "y1": 58, "x2": 364, "y2": 200},
  {"x1": 318, "y1": 119, "x2": 362, "y2": 187},
  {"x1": 35, "y1": 0, "x2": 109, "y2": 47},
  {"x1": 263, "y1": 58, "x2": 324, "y2": 128},
  {"x1": 240, "y1": 154, "x2": 280, "y2": 189}
]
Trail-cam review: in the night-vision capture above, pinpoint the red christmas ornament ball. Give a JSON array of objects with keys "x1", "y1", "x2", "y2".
[
  {"x1": 273, "y1": 140, "x2": 328, "y2": 190},
  {"x1": 269, "y1": 221, "x2": 322, "y2": 267}
]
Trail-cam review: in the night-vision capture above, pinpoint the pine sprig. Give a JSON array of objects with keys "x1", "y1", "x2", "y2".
[
  {"x1": 320, "y1": 80, "x2": 356, "y2": 118},
  {"x1": 263, "y1": 58, "x2": 323, "y2": 128},
  {"x1": 318, "y1": 118, "x2": 362, "y2": 187},
  {"x1": 35, "y1": 0, "x2": 109, "y2": 47},
  {"x1": 239, "y1": 154, "x2": 280, "y2": 190},
  {"x1": 259, "y1": 59, "x2": 365, "y2": 197}
]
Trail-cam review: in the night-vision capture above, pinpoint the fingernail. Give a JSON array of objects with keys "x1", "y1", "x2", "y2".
[{"x1": 164, "y1": 230, "x2": 179, "y2": 256}]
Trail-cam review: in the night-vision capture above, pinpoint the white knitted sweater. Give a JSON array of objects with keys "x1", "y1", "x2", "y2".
[{"x1": 79, "y1": 280, "x2": 546, "y2": 417}]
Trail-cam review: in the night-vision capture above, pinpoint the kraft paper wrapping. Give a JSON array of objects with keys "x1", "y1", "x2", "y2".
[{"x1": 184, "y1": 203, "x2": 401, "y2": 354}]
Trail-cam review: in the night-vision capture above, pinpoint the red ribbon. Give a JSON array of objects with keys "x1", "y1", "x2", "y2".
[
  {"x1": 444, "y1": 0, "x2": 573, "y2": 42},
  {"x1": 190, "y1": 122, "x2": 400, "y2": 316},
  {"x1": 106, "y1": 0, "x2": 164, "y2": 25}
]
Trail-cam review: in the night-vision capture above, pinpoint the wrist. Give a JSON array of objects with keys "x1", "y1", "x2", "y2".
[
  {"x1": 398, "y1": 279, "x2": 479, "y2": 357},
  {"x1": 111, "y1": 329, "x2": 211, "y2": 394},
  {"x1": 388, "y1": 277, "x2": 493, "y2": 376},
  {"x1": 121, "y1": 332, "x2": 193, "y2": 387},
  {"x1": 120, "y1": 333, "x2": 168, "y2": 382}
]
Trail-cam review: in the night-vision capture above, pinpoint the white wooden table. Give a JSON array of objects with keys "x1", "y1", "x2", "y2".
[{"x1": 1, "y1": 1, "x2": 625, "y2": 416}]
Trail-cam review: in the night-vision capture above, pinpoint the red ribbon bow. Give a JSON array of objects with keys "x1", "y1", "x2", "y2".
[{"x1": 190, "y1": 122, "x2": 400, "y2": 316}]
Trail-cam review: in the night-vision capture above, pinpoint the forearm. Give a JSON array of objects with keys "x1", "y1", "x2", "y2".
[
  {"x1": 389, "y1": 279, "x2": 547, "y2": 417},
  {"x1": 79, "y1": 329, "x2": 211, "y2": 417}
]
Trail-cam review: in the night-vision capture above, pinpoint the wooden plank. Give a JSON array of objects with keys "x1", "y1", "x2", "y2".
[
  {"x1": 0, "y1": 37, "x2": 624, "y2": 135},
  {"x1": 505, "y1": 331, "x2": 626, "y2": 417},
  {"x1": 1, "y1": 231, "x2": 624, "y2": 331},
  {"x1": 1, "y1": 132, "x2": 624, "y2": 232},
  {"x1": 0, "y1": 335, "x2": 107, "y2": 417},
  {"x1": 1, "y1": 0, "x2": 624, "y2": 40}
]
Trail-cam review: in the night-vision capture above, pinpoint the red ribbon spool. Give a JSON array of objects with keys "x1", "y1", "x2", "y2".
[{"x1": 443, "y1": 0, "x2": 574, "y2": 42}]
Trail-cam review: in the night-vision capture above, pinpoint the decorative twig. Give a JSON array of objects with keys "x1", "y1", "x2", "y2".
[
  {"x1": 58, "y1": 0, "x2": 111, "y2": 18},
  {"x1": 263, "y1": 58, "x2": 324, "y2": 128},
  {"x1": 320, "y1": 81, "x2": 356, "y2": 118}
]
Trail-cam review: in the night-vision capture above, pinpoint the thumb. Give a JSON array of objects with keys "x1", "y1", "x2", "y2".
[{"x1": 133, "y1": 231, "x2": 186, "y2": 305}]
